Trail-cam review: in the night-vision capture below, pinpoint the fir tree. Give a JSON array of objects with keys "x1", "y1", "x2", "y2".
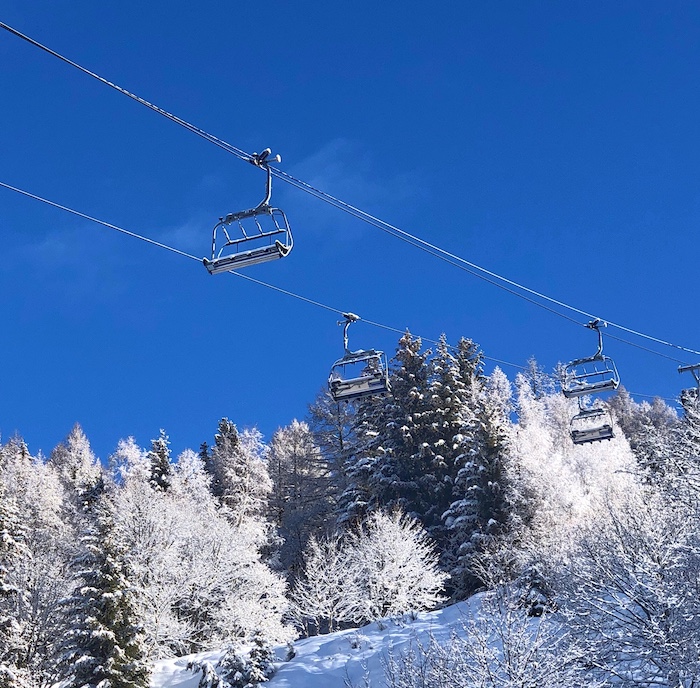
[
  {"x1": 443, "y1": 364, "x2": 512, "y2": 598},
  {"x1": 420, "y1": 335, "x2": 480, "y2": 547},
  {"x1": 206, "y1": 420, "x2": 272, "y2": 527},
  {"x1": 146, "y1": 430, "x2": 173, "y2": 492},
  {"x1": 335, "y1": 389, "x2": 388, "y2": 527},
  {"x1": 365, "y1": 331, "x2": 433, "y2": 518},
  {"x1": 0, "y1": 484, "x2": 29, "y2": 688},
  {"x1": 59, "y1": 492, "x2": 149, "y2": 688}
]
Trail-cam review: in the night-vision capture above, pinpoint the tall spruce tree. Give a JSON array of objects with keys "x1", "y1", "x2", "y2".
[
  {"x1": 146, "y1": 430, "x2": 173, "y2": 492},
  {"x1": 59, "y1": 492, "x2": 149, "y2": 688},
  {"x1": 206, "y1": 419, "x2": 272, "y2": 528},
  {"x1": 420, "y1": 335, "x2": 480, "y2": 547},
  {"x1": 443, "y1": 355, "x2": 512, "y2": 598},
  {"x1": 0, "y1": 483, "x2": 29, "y2": 688},
  {"x1": 337, "y1": 331, "x2": 434, "y2": 527}
]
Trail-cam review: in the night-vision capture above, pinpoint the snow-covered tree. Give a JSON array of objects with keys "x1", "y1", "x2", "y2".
[
  {"x1": 267, "y1": 420, "x2": 333, "y2": 576},
  {"x1": 420, "y1": 335, "x2": 480, "y2": 547},
  {"x1": 0, "y1": 482, "x2": 30, "y2": 688},
  {"x1": 289, "y1": 533, "x2": 352, "y2": 635},
  {"x1": 110, "y1": 437, "x2": 150, "y2": 486},
  {"x1": 59, "y1": 492, "x2": 150, "y2": 688},
  {"x1": 0, "y1": 436, "x2": 73, "y2": 687},
  {"x1": 170, "y1": 449, "x2": 213, "y2": 506},
  {"x1": 217, "y1": 633, "x2": 275, "y2": 688},
  {"x1": 111, "y1": 455, "x2": 292, "y2": 658},
  {"x1": 481, "y1": 369, "x2": 642, "y2": 616},
  {"x1": 610, "y1": 386, "x2": 679, "y2": 480},
  {"x1": 383, "y1": 586, "x2": 594, "y2": 688},
  {"x1": 338, "y1": 332, "x2": 434, "y2": 527},
  {"x1": 554, "y1": 488, "x2": 700, "y2": 687},
  {"x1": 48, "y1": 424, "x2": 102, "y2": 516},
  {"x1": 443, "y1": 363, "x2": 513, "y2": 597},
  {"x1": 205, "y1": 420, "x2": 272, "y2": 529},
  {"x1": 146, "y1": 430, "x2": 173, "y2": 492},
  {"x1": 307, "y1": 388, "x2": 355, "y2": 478},
  {"x1": 347, "y1": 510, "x2": 447, "y2": 624},
  {"x1": 292, "y1": 509, "x2": 446, "y2": 634}
]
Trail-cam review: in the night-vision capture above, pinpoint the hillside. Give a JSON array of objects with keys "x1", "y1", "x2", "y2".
[{"x1": 152, "y1": 601, "x2": 477, "y2": 688}]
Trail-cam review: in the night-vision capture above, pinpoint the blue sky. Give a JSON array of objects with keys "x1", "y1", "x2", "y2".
[{"x1": 2, "y1": 1, "x2": 700, "y2": 461}]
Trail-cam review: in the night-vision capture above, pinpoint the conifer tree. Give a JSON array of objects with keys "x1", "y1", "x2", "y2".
[
  {"x1": 146, "y1": 430, "x2": 173, "y2": 492},
  {"x1": 59, "y1": 492, "x2": 149, "y2": 688},
  {"x1": 335, "y1": 390, "x2": 387, "y2": 527},
  {"x1": 206, "y1": 420, "x2": 272, "y2": 527},
  {"x1": 369, "y1": 331, "x2": 433, "y2": 517},
  {"x1": 0, "y1": 484, "x2": 29, "y2": 688},
  {"x1": 443, "y1": 363, "x2": 513, "y2": 597},
  {"x1": 420, "y1": 335, "x2": 480, "y2": 546}
]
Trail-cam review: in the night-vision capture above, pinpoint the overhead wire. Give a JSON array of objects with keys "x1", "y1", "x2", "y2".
[
  {"x1": 2, "y1": 20, "x2": 700, "y2": 362},
  {"x1": 0, "y1": 179, "x2": 524, "y2": 370}
]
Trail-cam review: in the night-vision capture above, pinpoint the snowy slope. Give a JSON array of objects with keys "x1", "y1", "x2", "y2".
[{"x1": 151, "y1": 600, "x2": 479, "y2": 688}]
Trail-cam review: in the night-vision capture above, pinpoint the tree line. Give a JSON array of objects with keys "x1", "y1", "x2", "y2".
[{"x1": 2, "y1": 330, "x2": 700, "y2": 687}]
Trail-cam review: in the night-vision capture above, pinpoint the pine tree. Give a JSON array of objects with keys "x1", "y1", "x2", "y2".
[
  {"x1": 146, "y1": 430, "x2": 173, "y2": 492},
  {"x1": 59, "y1": 492, "x2": 149, "y2": 688},
  {"x1": 206, "y1": 420, "x2": 272, "y2": 526},
  {"x1": 0, "y1": 435, "x2": 73, "y2": 686},
  {"x1": 419, "y1": 335, "x2": 481, "y2": 547},
  {"x1": 358, "y1": 331, "x2": 433, "y2": 519},
  {"x1": 0, "y1": 484, "x2": 29, "y2": 688},
  {"x1": 443, "y1": 363, "x2": 513, "y2": 598}
]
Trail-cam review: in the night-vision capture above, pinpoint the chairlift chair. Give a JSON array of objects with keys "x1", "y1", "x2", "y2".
[
  {"x1": 570, "y1": 405, "x2": 614, "y2": 445},
  {"x1": 562, "y1": 320, "x2": 620, "y2": 398},
  {"x1": 328, "y1": 313, "x2": 390, "y2": 403},
  {"x1": 203, "y1": 149, "x2": 293, "y2": 274}
]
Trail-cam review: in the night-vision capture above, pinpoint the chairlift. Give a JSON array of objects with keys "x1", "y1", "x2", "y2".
[
  {"x1": 328, "y1": 313, "x2": 390, "y2": 403},
  {"x1": 562, "y1": 319, "x2": 620, "y2": 398},
  {"x1": 203, "y1": 149, "x2": 293, "y2": 274},
  {"x1": 570, "y1": 402, "x2": 614, "y2": 445}
]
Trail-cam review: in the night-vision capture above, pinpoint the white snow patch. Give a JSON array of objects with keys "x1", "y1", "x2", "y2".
[{"x1": 151, "y1": 601, "x2": 480, "y2": 688}]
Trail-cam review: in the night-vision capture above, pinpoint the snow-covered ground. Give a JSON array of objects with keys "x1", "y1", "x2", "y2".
[{"x1": 151, "y1": 600, "x2": 479, "y2": 688}]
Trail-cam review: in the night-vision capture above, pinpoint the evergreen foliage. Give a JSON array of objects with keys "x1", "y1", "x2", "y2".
[
  {"x1": 59, "y1": 492, "x2": 150, "y2": 688},
  {"x1": 206, "y1": 420, "x2": 272, "y2": 526},
  {"x1": 146, "y1": 429, "x2": 173, "y2": 492},
  {"x1": 0, "y1": 482, "x2": 29, "y2": 688},
  {"x1": 217, "y1": 632, "x2": 275, "y2": 688}
]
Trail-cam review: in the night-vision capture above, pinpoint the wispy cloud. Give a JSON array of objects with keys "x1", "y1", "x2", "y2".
[{"x1": 282, "y1": 139, "x2": 423, "y2": 241}]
